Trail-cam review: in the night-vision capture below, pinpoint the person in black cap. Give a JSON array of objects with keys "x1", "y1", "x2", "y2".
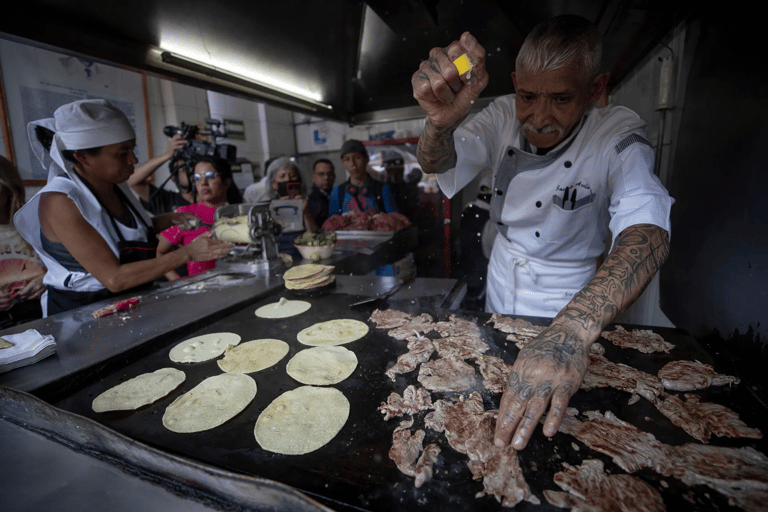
[{"x1": 329, "y1": 139, "x2": 398, "y2": 216}]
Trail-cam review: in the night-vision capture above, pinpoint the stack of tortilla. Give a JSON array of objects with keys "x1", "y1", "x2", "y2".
[{"x1": 283, "y1": 264, "x2": 335, "y2": 290}]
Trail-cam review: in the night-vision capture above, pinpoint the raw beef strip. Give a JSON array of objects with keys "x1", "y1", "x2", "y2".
[
  {"x1": 473, "y1": 443, "x2": 541, "y2": 507},
  {"x1": 417, "y1": 356, "x2": 478, "y2": 392},
  {"x1": 389, "y1": 418, "x2": 425, "y2": 477},
  {"x1": 601, "y1": 325, "x2": 674, "y2": 353},
  {"x1": 476, "y1": 355, "x2": 513, "y2": 394},
  {"x1": 487, "y1": 313, "x2": 545, "y2": 348},
  {"x1": 414, "y1": 443, "x2": 441, "y2": 488},
  {"x1": 560, "y1": 409, "x2": 768, "y2": 512},
  {"x1": 658, "y1": 444, "x2": 768, "y2": 512},
  {"x1": 558, "y1": 409, "x2": 666, "y2": 473},
  {"x1": 650, "y1": 393, "x2": 762, "y2": 443},
  {"x1": 369, "y1": 308, "x2": 411, "y2": 329},
  {"x1": 425, "y1": 392, "x2": 486, "y2": 435},
  {"x1": 379, "y1": 385, "x2": 434, "y2": 420},
  {"x1": 544, "y1": 459, "x2": 665, "y2": 512},
  {"x1": 385, "y1": 335, "x2": 435, "y2": 380},
  {"x1": 424, "y1": 393, "x2": 539, "y2": 507},
  {"x1": 657, "y1": 359, "x2": 740, "y2": 391},
  {"x1": 581, "y1": 352, "x2": 664, "y2": 400},
  {"x1": 433, "y1": 336, "x2": 489, "y2": 361},
  {"x1": 387, "y1": 313, "x2": 436, "y2": 340},
  {"x1": 435, "y1": 315, "x2": 483, "y2": 338}
]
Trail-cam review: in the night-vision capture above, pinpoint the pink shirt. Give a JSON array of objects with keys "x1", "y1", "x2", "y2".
[{"x1": 160, "y1": 203, "x2": 217, "y2": 277}]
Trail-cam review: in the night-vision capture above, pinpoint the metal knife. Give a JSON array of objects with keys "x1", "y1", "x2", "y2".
[{"x1": 349, "y1": 276, "x2": 411, "y2": 307}]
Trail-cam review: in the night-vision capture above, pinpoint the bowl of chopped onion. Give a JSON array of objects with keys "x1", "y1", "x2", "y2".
[{"x1": 294, "y1": 232, "x2": 337, "y2": 261}]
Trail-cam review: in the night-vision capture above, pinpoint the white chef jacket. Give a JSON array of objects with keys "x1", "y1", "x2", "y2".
[{"x1": 437, "y1": 95, "x2": 673, "y2": 317}]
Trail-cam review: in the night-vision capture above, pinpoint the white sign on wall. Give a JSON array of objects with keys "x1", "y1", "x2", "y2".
[
  {"x1": 0, "y1": 39, "x2": 147, "y2": 181},
  {"x1": 295, "y1": 120, "x2": 345, "y2": 154}
]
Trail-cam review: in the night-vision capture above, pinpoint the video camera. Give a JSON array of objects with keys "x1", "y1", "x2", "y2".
[{"x1": 163, "y1": 119, "x2": 237, "y2": 191}]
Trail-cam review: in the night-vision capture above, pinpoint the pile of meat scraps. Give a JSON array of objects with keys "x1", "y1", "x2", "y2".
[{"x1": 322, "y1": 211, "x2": 410, "y2": 231}]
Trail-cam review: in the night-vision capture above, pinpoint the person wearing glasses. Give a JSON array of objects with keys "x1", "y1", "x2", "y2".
[
  {"x1": 156, "y1": 155, "x2": 234, "y2": 280},
  {"x1": 14, "y1": 100, "x2": 233, "y2": 316}
]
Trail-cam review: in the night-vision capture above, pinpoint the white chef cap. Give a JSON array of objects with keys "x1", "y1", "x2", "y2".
[
  {"x1": 53, "y1": 99, "x2": 135, "y2": 150},
  {"x1": 46, "y1": 99, "x2": 135, "y2": 181},
  {"x1": 26, "y1": 117, "x2": 56, "y2": 172}
]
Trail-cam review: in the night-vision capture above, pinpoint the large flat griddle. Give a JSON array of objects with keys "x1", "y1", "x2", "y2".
[{"x1": 51, "y1": 292, "x2": 768, "y2": 512}]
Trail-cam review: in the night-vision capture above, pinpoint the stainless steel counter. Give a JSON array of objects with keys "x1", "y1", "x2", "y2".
[{"x1": 0, "y1": 259, "x2": 462, "y2": 395}]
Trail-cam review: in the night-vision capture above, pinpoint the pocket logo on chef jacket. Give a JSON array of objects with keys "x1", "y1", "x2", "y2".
[{"x1": 552, "y1": 181, "x2": 594, "y2": 211}]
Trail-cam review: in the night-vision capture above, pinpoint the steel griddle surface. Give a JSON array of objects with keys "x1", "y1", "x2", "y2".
[{"x1": 53, "y1": 296, "x2": 767, "y2": 512}]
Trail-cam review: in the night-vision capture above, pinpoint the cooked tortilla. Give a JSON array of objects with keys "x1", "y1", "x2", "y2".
[
  {"x1": 92, "y1": 368, "x2": 186, "y2": 413},
  {"x1": 286, "y1": 346, "x2": 358, "y2": 385},
  {"x1": 254, "y1": 386, "x2": 349, "y2": 454},
  {"x1": 286, "y1": 275, "x2": 335, "y2": 290},
  {"x1": 162, "y1": 373, "x2": 256, "y2": 433},
  {"x1": 169, "y1": 332, "x2": 241, "y2": 363},
  {"x1": 0, "y1": 337, "x2": 12, "y2": 349},
  {"x1": 255, "y1": 297, "x2": 311, "y2": 319},
  {"x1": 217, "y1": 339, "x2": 290, "y2": 373},
  {"x1": 283, "y1": 264, "x2": 333, "y2": 281},
  {"x1": 297, "y1": 319, "x2": 369, "y2": 346}
]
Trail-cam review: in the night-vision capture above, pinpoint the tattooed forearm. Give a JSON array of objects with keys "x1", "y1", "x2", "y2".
[
  {"x1": 555, "y1": 224, "x2": 670, "y2": 341},
  {"x1": 416, "y1": 118, "x2": 462, "y2": 174}
]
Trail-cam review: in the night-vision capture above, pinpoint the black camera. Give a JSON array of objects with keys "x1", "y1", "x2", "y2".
[{"x1": 162, "y1": 119, "x2": 237, "y2": 193}]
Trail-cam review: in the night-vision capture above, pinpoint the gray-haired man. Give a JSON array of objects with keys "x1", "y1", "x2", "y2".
[{"x1": 412, "y1": 15, "x2": 673, "y2": 450}]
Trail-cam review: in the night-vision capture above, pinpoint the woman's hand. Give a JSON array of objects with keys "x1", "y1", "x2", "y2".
[
  {"x1": 17, "y1": 273, "x2": 46, "y2": 301},
  {"x1": 0, "y1": 290, "x2": 16, "y2": 311},
  {"x1": 152, "y1": 211, "x2": 201, "y2": 232},
  {"x1": 185, "y1": 232, "x2": 233, "y2": 261}
]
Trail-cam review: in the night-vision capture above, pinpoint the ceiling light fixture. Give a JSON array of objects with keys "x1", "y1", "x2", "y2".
[{"x1": 158, "y1": 51, "x2": 332, "y2": 113}]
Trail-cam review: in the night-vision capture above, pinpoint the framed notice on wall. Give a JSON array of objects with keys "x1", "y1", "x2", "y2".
[{"x1": 0, "y1": 39, "x2": 147, "y2": 181}]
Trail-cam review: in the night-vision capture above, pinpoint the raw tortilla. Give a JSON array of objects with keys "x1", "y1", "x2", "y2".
[
  {"x1": 169, "y1": 332, "x2": 241, "y2": 363},
  {"x1": 255, "y1": 297, "x2": 311, "y2": 319},
  {"x1": 217, "y1": 339, "x2": 290, "y2": 373},
  {"x1": 286, "y1": 346, "x2": 358, "y2": 385},
  {"x1": 163, "y1": 373, "x2": 256, "y2": 433},
  {"x1": 213, "y1": 215, "x2": 250, "y2": 243},
  {"x1": 254, "y1": 386, "x2": 349, "y2": 454},
  {"x1": 92, "y1": 368, "x2": 186, "y2": 413},
  {"x1": 297, "y1": 319, "x2": 369, "y2": 346}
]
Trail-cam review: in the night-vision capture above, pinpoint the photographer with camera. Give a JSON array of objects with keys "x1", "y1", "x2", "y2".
[{"x1": 127, "y1": 133, "x2": 189, "y2": 215}]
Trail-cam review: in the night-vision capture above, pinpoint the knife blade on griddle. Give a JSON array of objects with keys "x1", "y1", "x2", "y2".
[{"x1": 349, "y1": 276, "x2": 410, "y2": 307}]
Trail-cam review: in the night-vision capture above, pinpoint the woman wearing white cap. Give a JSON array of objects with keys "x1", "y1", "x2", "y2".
[{"x1": 15, "y1": 99, "x2": 233, "y2": 316}]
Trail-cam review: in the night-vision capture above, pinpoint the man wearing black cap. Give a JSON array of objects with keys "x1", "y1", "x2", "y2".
[{"x1": 329, "y1": 139, "x2": 398, "y2": 215}]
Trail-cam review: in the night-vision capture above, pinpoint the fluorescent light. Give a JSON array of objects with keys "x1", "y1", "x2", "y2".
[{"x1": 156, "y1": 48, "x2": 332, "y2": 112}]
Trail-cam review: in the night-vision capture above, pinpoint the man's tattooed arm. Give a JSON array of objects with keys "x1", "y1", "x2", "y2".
[
  {"x1": 494, "y1": 224, "x2": 670, "y2": 449},
  {"x1": 555, "y1": 223, "x2": 671, "y2": 340},
  {"x1": 416, "y1": 118, "x2": 463, "y2": 175}
]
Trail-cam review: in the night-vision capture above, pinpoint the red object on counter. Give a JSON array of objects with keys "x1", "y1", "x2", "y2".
[{"x1": 92, "y1": 297, "x2": 142, "y2": 318}]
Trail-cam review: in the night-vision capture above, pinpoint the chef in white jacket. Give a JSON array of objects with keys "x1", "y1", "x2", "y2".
[{"x1": 412, "y1": 15, "x2": 672, "y2": 450}]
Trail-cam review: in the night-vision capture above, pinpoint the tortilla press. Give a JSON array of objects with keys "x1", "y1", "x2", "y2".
[{"x1": 214, "y1": 203, "x2": 282, "y2": 263}]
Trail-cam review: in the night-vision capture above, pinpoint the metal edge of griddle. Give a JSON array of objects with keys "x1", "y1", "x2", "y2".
[
  {"x1": 0, "y1": 386, "x2": 333, "y2": 512},
  {"x1": 28, "y1": 287, "x2": 280, "y2": 404}
]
